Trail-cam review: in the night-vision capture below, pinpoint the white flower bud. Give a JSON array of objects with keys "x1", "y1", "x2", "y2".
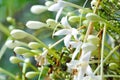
[
  {"x1": 87, "y1": 35, "x2": 100, "y2": 45},
  {"x1": 46, "y1": 19, "x2": 57, "y2": 26},
  {"x1": 23, "y1": 52, "x2": 35, "y2": 58},
  {"x1": 91, "y1": 0, "x2": 97, "y2": 10},
  {"x1": 5, "y1": 40, "x2": 24, "y2": 49},
  {"x1": 82, "y1": 20, "x2": 89, "y2": 26},
  {"x1": 14, "y1": 47, "x2": 29, "y2": 54},
  {"x1": 45, "y1": 1, "x2": 54, "y2": 7},
  {"x1": 68, "y1": 16, "x2": 80, "y2": 23},
  {"x1": 26, "y1": 21, "x2": 48, "y2": 29},
  {"x1": 28, "y1": 42, "x2": 41, "y2": 49},
  {"x1": 86, "y1": 13, "x2": 103, "y2": 22},
  {"x1": 6, "y1": 17, "x2": 15, "y2": 23},
  {"x1": 82, "y1": 43, "x2": 97, "y2": 53},
  {"x1": 25, "y1": 71, "x2": 39, "y2": 79},
  {"x1": 109, "y1": 63, "x2": 118, "y2": 70},
  {"x1": 9, "y1": 56, "x2": 23, "y2": 64},
  {"x1": 30, "y1": 5, "x2": 47, "y2": 14},
  {"x1": 79, "y1": 8, "x2": 92, "y2": 14},
  {"x1": 30, "y1": 50, "x2": 41, "y2": 54},
  {"x1": 10, "y1": 29, "x2": 28, "y2": 39}
]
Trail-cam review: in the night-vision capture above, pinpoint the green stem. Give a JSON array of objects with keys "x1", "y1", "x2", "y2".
[
  {"x1": 62, "y1": 1, "x2": 83, "y2": 9},
  {"x1": 0, "y1": 23, "x2": 10, "y2": 36},
  {"x1": 0, "y1": 42, "x2": 7, "y2": 60},
  {"x1": 27, "y1": 63, "x2": 38, "y2": 72},
  {"x1": 49, "y1": 37, "x2": 64, "y2": 49},
  {"x1": 94, "y1": 44, "x2": 120, "y2": 74},
  {"x1": 38, "y1": 66, "x2": 43, "y2": 80},
  {"x1": 104, "y1": 75, "x2": 120, "y2": 78},
  {"x1": 79, "y1": 0, "x2": 88, "y2": 26},
  {"x1": 0, "y1": 67, "x2": 16, "y2": 79},
  {"x1": 100, "y1": 24, "x2": 106, "y2": 79},
  {"x1": 22, "y1": 63, "x2": 27, "y2": 80}
]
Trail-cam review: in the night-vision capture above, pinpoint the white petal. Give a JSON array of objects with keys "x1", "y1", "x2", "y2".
[
  {"x1": 61, "y1": 16, "x2": 71, "y2": 28},
  {"x1": 69, "y1": 41, "x2": 82, "y2": 48},
  {"x1": 86, "y1": 65, "x2": 94, "y2": 77},
  {"x1": 31, "y1": 5, "x2": 47, "y2": 14},
  {"x1": 80, "y1": 51, "x2": 91, "y2": 62},
  {"x1": 53, "y1": 29, "x2": 71, "y2": 36},
  {"x1": 55, "y1": 7, "x2": 64, "y2": 22},
  {"x1": 66, "y1": 60, "x2": 79, "y2": 69},
  {"x1": 81, "y1": 42, "x2": 97, "y2": 53},
  {"x1": 77, "y1": 67, "x2": 84, "y2": 80},
  {"x1": 48, "y1": 1, "x2": 65, "y2": 11},
  {"x1": 71, "y1": 28, "x2": 78, "y2": 40},
  {"x1": 26, "y1": 21, "x2": 48, "y2": 29},
  {"x1": 72, "y1": 44, "x2": 82, "y2": 60},
  {"x1": 64, "y1": 34, "x2": 71, "y2": 48}
]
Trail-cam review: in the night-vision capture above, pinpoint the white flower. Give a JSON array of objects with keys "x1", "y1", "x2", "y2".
[
  {"x1": 54, "y1": 28, "x2": 78, "y2": 48},
  {"x1": 30, "y1": 5, "x2": 47, "y2": 14},
  {"x1": 26, "y1": 21, "x2": 48, "y2": 29},
  {"x1": 67, "y1": 51, "x2": 93, "y2": 80},
  {"x1": 10, "y1": 29, "x2": 28, "y2": 39},
  {"x1": 48, "y1": 0, "x2": 67, "y2": 22},
  {"x1": 67, "y1": 41, "x2": 98, "y2": 80},
  {"x1": 54, "y1": 16, "x2": 78, "y2": 48}
]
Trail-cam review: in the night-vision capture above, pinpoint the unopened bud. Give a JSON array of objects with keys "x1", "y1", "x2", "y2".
[
  {"x1": 9, "y1": 56, "x2": 23, "y2": 64},
  {"x1": 10, "y1": 29, "x2": 28, "y2": 39},
  {"x1": 87, "y1": 35, "x2": 100, "y2": 45},
  {"x1": 23, "y1": 52, "x2": 35, "y2": 58},
  {"x1": 82, "y1": 20, "x2": 89, "y2": 26},
  {"x1": 91, "y1": 0, "x2": 97, "y2": 10},
  {"x1": 31, "y1": 5, "x2": 47, "y2": 14},
  {"x1": 68, "y1": 16, "x2": 80, "y2": 23},
  {"x1": 79, "y1": 8, "x2": 92, "y2": 14},
  {"x1": 86, "y1": 13, "x2": 103, "y2": 22},
  {"x1": 46, "y1": 19, "x2": 57, "y2": 27},
  {"x1": 26, "y1": 21, "x2": 48, "y2": 29},
  {"x1": 81, "y1": 43, "x2": 97, "y2": 53},
  {"x1": 25, "y1": 71, "x2": 39, "y2": 79},
  {"x1": 45, "y1": 1, "x2": 54, "y2": 7},
  {"x1": 6, "y1": 17, "x2": 15, "y2": 23},
  {"x1": 28, "y1": 42, "x2": 41, "y2": 49},
  {"x1": 5, "y1": 40, "x2": 23, "y2": 49},
  {"x1": 109, "y1": 63, "x2": 118, "y2": 70},
  {"x1": 14, "y1": 47, "x2": 29, "y2": 54}
]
